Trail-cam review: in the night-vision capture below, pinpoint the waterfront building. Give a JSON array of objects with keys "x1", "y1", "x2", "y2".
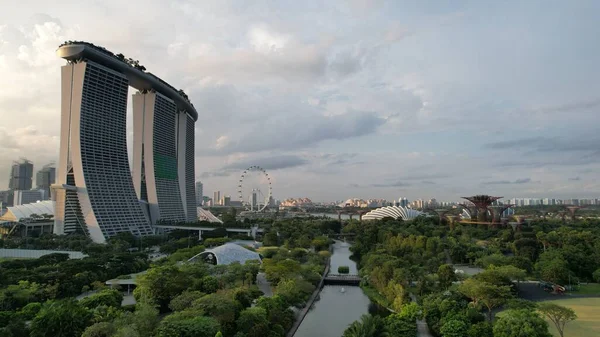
[
  {"x1": 52, "y1": 42, "x2": 197, "y2": 243},
  {"x1": 362, "y1": 206, "x2": 424, "y2": 221}
]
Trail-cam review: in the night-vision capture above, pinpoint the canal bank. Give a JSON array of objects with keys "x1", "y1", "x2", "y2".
[{"x1": 292, "y1": 240, "x2": 373, "y2": 337}]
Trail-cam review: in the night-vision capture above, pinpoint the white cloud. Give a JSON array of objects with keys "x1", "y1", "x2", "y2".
[
  {"x1": 248, "y1": 24, "x2": 289, "y2": 54},
  {"x1": 0, "y1": 1, "x2": 598, "y2": 201}
]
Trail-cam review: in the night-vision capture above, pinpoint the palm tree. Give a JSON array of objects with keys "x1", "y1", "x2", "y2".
[{"x1": 342, "y1": 314, "x2": 388, "y2": 337}]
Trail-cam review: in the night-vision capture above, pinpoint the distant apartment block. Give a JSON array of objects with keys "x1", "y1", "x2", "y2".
[
  {"x1": 36, "y1": 164, "x2": 56, "y2": 200},
  {"x1": 13, "y1": 190, "x2": 44, "y2": 206},
  {"x1": 196, "y1": 181, "x2": 203, "y2": 206}
]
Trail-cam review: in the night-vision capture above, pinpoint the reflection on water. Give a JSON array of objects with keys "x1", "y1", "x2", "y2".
[
  {"x1": 329, "y1": 240, "x2": 358, "y2": 274},
  {"x1": 293, "y1": 286, "x2": 371, "y2": 337},
  {"x1": 294, "y1": 240, "x2": 372, "y2": 337}
]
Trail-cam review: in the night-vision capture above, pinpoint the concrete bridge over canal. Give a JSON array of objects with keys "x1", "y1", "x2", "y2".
[{"x1": 323, "y1": 274, "x2": 362, "y2": 286}]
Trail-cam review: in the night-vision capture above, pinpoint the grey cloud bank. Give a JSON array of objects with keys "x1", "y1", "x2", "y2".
[{"x1": 1, "y1": 1, "x2": 600, "y2": 201}]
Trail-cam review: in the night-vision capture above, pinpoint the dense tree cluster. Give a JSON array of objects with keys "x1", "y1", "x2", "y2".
[
  {"x1": 2, "y1": 212, "x2": 598, "y2": 337},
  {"x1": 343, "y1": 213, "x2": 598, "y2": 337}
]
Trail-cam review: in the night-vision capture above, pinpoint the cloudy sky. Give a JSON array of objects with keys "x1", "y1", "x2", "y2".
[{"x1": 1, "y1": 0, "x2": 599, "y2": 202}]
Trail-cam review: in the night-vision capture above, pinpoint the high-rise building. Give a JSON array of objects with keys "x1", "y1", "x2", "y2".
[
  {"x1": 53, "y1": 42, "x2": 198, "y2": 243},
  {"x1": 132, "y1": 91, "x2": 196, "y2": 224},
  {"x1": 36, "y1": 164, "x2": 56, "y2": 200},
  {"x1": 195, "y1": 181, "x2": 203, "y2": 206},
  {"x1": 222, "y1": 196, "x2": 231, "y2": 206},
  {"x1": 213, "y1": 191, "x2": 221, "y2": 206},
  {"x1": 13, "y1": 190, "x2": 44, "y2": 206},
  {"x1": 9, "y1": 159, "x2": 33, "y2": 191},
  {"x1": 0, "y1": 190, "x2": 14, "y2": 207}
]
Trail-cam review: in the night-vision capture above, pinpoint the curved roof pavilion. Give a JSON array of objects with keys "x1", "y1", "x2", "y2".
[
  {"x1": 188, "y1": 243, "x2": 262, "y2": 265},
  {"x1": 0, "y1": 201, "x2": 55, "y2": 222},
  {"x1": 362, "y1": 206, "x2": 424, "y2": 221}
]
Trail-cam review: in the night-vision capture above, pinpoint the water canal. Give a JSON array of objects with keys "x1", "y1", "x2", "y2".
[{"x1": 294, "y1": 241, "x2": 372, "y2": 337}]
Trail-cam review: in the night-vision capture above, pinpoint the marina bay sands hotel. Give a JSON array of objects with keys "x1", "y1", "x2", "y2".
[{"x1": 52, "y1": 42, "x2": 197, "y2": 243}]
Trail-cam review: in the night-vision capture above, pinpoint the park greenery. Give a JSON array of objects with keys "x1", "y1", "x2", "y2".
[
  {"x1": 340, "y1": 214, "x2": 600, "y2": 337},
  {"x1": 0, "y1": 217, "x2": 339, "y2": 337},
  {"x1": 1, "y1": 213, "x2": 599, "y2": 336}
]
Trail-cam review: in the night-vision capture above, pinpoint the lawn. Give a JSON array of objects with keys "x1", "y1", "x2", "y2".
[
  {"x1": 571, "y1": 283, "x2": 600, "y2": 295},
  {"x1": 539, "y1": 297, "x2": 600, "y2": 337}
]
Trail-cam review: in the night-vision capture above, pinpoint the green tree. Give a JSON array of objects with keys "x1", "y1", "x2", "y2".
[
  {"x1": 383, "y1": 280, "x2": 406, "y2": 312},
  {"x1": 343, "y1": 314, "x2": 388, "y2": 337},
  {"x1": 458, "y1": 278, "x2": 512, "y2": 320},
  {"x1": 0, "y1": 317, "x2": 28, "y2": 337},
  {"x1": 169, "y1": 291, "x2": 206, "y2": 312},
  {"x1": 135, "y1": 265, "x2": 190, "y2": 311},
  {"x1": 91, "y1": 305, "x2": 122, "y2": 323},
  {"x1": 112, "y1": 302, "x2": 159, "y2": 336},
  {"x1": 215, "y1": 332, "x2": 223, "y2": 337},
  {"x1": 592, "y1": 268, "x2": 600, "y2": 283},
  {"x1": 505, "y1": 299, "x2": 537, "y2": 311},
  {"x1": 80, "y1": 289, "x2": 123, "y2": 309},
  {"x1": 263, "y1": 231, "x2": 279, "y2": 246},
  {"x1": 236, "y1": 307, "x2": 270, "y2": 337},
  {"x1": 19, "y1": 302, "x2": 42, "y2": 320},
  {"x1": 200, "y1": 276, "x2": 219, "y2": 294},
  {"x1": 477, "y1": 265, "x2": 526, "y2": 286},
  {"x1": 384, "y1": 314, "x2": 416, "y2": 337},
  {"x1": 438, "y1": 264, "x2": 456, "y2": 289},
  {"x1": 440, "y1": 319, "x2": 468, "y2": 337},
  {"x1": 467, "y1": 321, "x2": 492, "y2": 337},
  {"x1": 256, "y1": 296, "x2": 295, "y2": 331},
  {"x1": 81, "y1": 322, "x2": 117, "y2": 337},
  {"x1": 156, "y1": 315, "x2": 220, "y2": 337},
  {"x1": 537, "y1": 303, "x2": 577, "y2": 337},
  {"x1": 0, "y1": 280, "x2": 42, "y2": 311},
  {"x1": 535, "y1": 251, "x2": 571, "y2": 285},
  {"x1": 30, "y1": 299, "x2": 93, "y2": 337},
  {"x1": 398, "y1": 302, "x2": 422, "y2": 321},
  {"x1": 193, "y1": 293, "x2": 239, "y2": 335},
  {"x1": 493, "y1": 309, "x2": 552, "y2": 337},
  {"x1": 275, "y1": 278, "x2": 314, "y2": 306},
  {"x1": 311, "y1": 237, "x2": 329, "y2": 251}
]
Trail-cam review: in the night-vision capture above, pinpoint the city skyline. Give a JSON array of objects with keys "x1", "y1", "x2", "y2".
[{"x1": 1, "y1": 2, "x2": 600, "y2": 201}]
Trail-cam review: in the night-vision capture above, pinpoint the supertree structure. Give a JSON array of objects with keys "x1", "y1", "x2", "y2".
[
  {"x1": 434, "y1": 209, "x2": 449, "y2": 226},
  {"x1": 489, "y1": 204, "x2": 513, "y2": 227},
  {"x1": 461, "y1": 195, "x2": 503, "y2": 222},
  {"x1": 566, "y1": 206, "x2": 581, "y2": 221}
]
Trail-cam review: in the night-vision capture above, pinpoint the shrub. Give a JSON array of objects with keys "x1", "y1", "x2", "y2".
[{"x1": 338, "y1": 266, "x2": 350, "y2": 274}]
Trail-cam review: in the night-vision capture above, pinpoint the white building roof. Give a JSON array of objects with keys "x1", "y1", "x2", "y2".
[
  {"x1": 188, "y1": 242, "x2": 261, "y2": 265},
  {"x1": 0, "y1": 200, "x2": 54, "y2": 222},
  {"x1": 362, "y1": 206, "x2": 424, "y2": 221}
]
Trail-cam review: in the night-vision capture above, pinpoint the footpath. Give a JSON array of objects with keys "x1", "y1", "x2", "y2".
[
  {"x1": 285, "y1": 259, "x2": 330, "y2": 337},
  {"x1": 409, "y1": 293, "x2": 433, "y2": 337}
]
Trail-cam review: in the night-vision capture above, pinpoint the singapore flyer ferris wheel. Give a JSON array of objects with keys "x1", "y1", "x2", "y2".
[{"x1": 238, "y1": 166, "x2": 272, "y2": 212}]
